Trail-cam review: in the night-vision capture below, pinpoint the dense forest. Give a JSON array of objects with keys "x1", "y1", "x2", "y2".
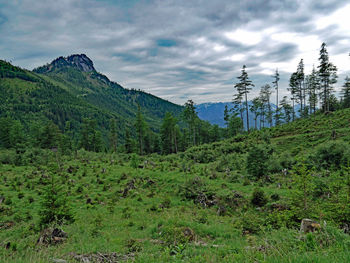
[{"x1": 1, "y1": 42, "x2": 350, "y2": 262}]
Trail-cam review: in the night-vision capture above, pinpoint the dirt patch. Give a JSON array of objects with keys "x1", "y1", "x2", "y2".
[{"x1": 69, "y1": 252, "x2": 135, "y2": 263}]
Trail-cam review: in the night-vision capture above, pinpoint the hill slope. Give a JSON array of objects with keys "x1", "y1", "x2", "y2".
[
  {"x1": 33, "y1": 54, "x2": 183, "y2": 131},
  {"x1": 0, "y1": 56, "x2": 183, "y2": 141},
  {"x1": 1, "y1": 108, "x2": 350, "y2": 262}
]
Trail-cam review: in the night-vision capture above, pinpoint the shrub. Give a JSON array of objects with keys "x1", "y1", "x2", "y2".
[
  {"x1": 313, "y1": 141, "x2": 350, "y2": 169},
  {"x1": 246, "y1": 145, "x2": 271, "y2": 179},
  {"x1": 251, "y1": 188, "x2": 268, "y2": 207},
  {"x1": 39, "y1": 174, "x2": 74, "y2": 228},
  {"x1": 130, "y1": 154, "x2": 139, "y2": 169}
]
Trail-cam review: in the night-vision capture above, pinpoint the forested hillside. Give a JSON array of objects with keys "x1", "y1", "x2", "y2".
[
  {"x1": 1, "y1": 57, "x2": 226, "y2": 155},
  {"x1": 0, "y1": 55, "x2": 182, "y2": 134},
  {"x1": 33, "y1": 54, "x2": 183, "y2": 131}
]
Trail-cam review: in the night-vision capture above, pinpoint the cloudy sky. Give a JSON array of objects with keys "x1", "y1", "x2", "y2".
[{"x1": 1, "y1": 0, "x2": 349, "y2": 105}]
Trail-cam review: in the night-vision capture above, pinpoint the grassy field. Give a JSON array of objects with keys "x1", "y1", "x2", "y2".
[{"x1": 1, "y1": 109, "x2": 350, "y2": 262}]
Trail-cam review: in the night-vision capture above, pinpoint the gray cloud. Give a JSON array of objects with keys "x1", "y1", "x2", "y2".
[{"x1": 0, "y1": 0, "x2": 349, "y2": 104}]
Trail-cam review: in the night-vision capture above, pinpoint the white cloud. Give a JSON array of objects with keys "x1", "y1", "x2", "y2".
[
  {"x1": 224, "y1": 29, "x2": 263, "y2": 46},
  {"x1": 0, "y1": 0, "x2": 349, "y2": 104}
]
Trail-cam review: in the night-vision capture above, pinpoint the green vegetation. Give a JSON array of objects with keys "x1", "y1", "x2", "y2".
[
  {"x1": 1, "y1": 107, "x2": 350, "y2": 262},
  {"x1": 0, "y1": 57, "x2": 225, "y2": 154}
]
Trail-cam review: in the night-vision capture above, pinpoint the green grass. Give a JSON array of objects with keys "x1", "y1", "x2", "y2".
[{"x1": 2, "y1": 109, "x2": 350, "y2": 262}]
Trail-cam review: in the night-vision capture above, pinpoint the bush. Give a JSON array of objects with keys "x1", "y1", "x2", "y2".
[
  {"x1": 246, "y1": 145, "x2": 271, "y2": 179},
  {"x1": 130, "y1": 154, "x2": 139, "y2": 169},
  {"x1": 313, "y1": 141, "x2": 350, "y2": 169},
  {"x1": 39, "y1": 174, "x2": 74, "y2": 228},
  {"x1": 251, "y1": 188, "x2": 268, "y2": 207}
]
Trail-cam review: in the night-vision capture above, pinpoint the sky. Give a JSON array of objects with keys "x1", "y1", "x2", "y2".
[{"x1": 1, "y1": 0, "x2": 349, "y2": 105}]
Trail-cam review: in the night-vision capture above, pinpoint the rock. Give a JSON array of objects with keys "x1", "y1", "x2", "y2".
[
  {"x1": 147, "y1": 179, "x2": 155, "y2": 185},
  {"x1": 0, "y1": 196, "x2": 5, "y2": 204},
  {"x1": 332, "y1": 130, "x2": 337, "y2": 139},
  {"x1": 122, "y1": 179, "x2": 136, "y2": 197},
  {"x1": 66, "y1": 54, "x2": 95, "y2": 72},
  {"x1": 269, "y1": 203, "x2": 289, "y2": 211},
  {"x1": 300, "y1": 219, "x2": 321, "y2": 233},
  {"x1": 5, "y1": 242, "x2": 10, "y2": 249},
  {"x1": 217, "y1": 205, "x2": 227, "y2": 216},
  {"x1": 183, "y1": 227, "x2": 195, "y2": 241},
  {"x1": 341, "y1": 223, "x2": 349, "y2": 234},
  {"x1": 0, "y1": 221, "x2": 15, "y2": 230},
  {"x1": 69, "y1": 252, "x2": 134, "y2": 263},
  {"x1": 51, "y1": 259, "x2": 67, "y2": 263},
  {"x1": 34, "y1": 54, "x2": 96, "y2": 74},
  {"x1": 37, "y1": 228, "x2": 68, "y2": 245},
  {"x1": 67, "y1": 166, "x2": 74, "y2": 173}
]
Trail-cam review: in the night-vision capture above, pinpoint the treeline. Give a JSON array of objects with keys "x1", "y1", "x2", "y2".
[
  {"x1": 230, "y1": 42, "x2": 350, "y2": 132},
  {"x1": 0, "y1": 100, "x2": 226, "y2": 156}
]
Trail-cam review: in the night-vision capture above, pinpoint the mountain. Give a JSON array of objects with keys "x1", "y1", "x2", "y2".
[
  {"x1": 34, "y1": 54, "x2": 96, "y2": 73},
  {"x1": 0, "y1": 55, "x2": 183, "y2": 141},
  {"x1": 196, "y1": 102, "x2": 277, "y2": 129},
  {"x1": 196, "y1": 102, "x2": 303, "y2": 129},
  {"x1": 33, "y1": 54, "x2": 183, "y2": 130},
  {"x1": 196, "y1": 102, "x2": 232, "y2": 127}
]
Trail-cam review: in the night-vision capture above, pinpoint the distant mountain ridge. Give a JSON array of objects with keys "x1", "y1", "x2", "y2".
[{"x1": 196, "y1": 101, "x2": 277, "y2": 129}]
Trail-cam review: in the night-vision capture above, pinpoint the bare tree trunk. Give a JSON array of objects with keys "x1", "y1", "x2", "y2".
[{"x1": 245, "y1": 92, "x2": 250, "y2": 132}]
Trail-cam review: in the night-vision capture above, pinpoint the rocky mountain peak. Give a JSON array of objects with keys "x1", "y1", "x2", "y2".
[
  {"x1": 66, "y1": 54, "x2": 95, "y2": 72},
  {"x1": 34, "y1": 54, "x2": 96, "y2": 73}
]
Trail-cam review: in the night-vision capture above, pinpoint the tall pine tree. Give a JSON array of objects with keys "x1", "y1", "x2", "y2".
[
  {"x1": 234, "y1": 65, "x2": 254, "y2": 132},
  {"x1": 342, "y1": 76, "x2": 350, "y2": 109},
  {"x1": 135, "y1": 105, "x2": 146, "y2": 155},
  {"x1": 272, "y1": 69, "x2": 280, "y2": 125},
  {"x1": 318, "y1": 42, "x2": 337, "y2": 112}
]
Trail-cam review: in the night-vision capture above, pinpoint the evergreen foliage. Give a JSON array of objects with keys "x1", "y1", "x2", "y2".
[
  {"x1": 246, "y1": 144, "x2": 271, "y2": 180},
  {"x1": 39, "y1": 172, "x2": 74, "y2": 227},
  {"x1": 234, "y1": 65, "x2": 254, "y2": 132}
]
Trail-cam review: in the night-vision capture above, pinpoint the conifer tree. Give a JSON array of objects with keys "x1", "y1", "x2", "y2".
[
  {"x1": 342, "y1": 76, "x2": 350, "y2": 109},
  {"x1": 306, "y1": 66, "x2": 319, "y2": 114},
  {"x1": 227, "y1": 113, "x2": 243, "y2": 137},
  {"x1": 260, "y1": 84, "x2": 272, "y2": 127},
  {"x1": 288, "y1": 72, "x2": 298, "y2": 121},
  {"x1": 79, "y1": 119, "x2": 102, "y2": 152},
  {"x1": 161, "y1": 112, "x2": 178, "y2": 154},
  {"x1": 183, "y1": 99, "x2": 197, "y2": 146},
  {"x1": 41, "y1": 121, "x2": 61, "y2": 149},
  {"x1": 124, "y1": 127, "x2": 133, "y2": 153},
  {"x1": 39, "y1": 172, "x2": 74, "y2": 227},
  {"x1": 272, "y1": 69, "x2": 280, "y2": 125},
  {"x1": 233, "y1": 87, "x2": 244, "y2": 123},
  {"x1": 61, "y1": 121, "x2": 73, "y2": 154},
  {"x1": 224, "y1": 105, "x2": 230, "y2": 128},
  {"x1": 297, "y1": 59, "x2": 305, "y2": 114},
  {"x1": 109, "y1": 119, "x2": 117, "y2": 153},
  {"x1": 280, "y1": 96, "x2": 293, "y2": 123},
  {"x1": 0, "y1": 117, "x2": 13, "y2": 148},
  {"x1": 143, "y1": 125, "x2": 152, "y2": 154},
  {"x1": 234, "y1": 65, "x2": 254, "y2": 132},
  {"x1": 135, "y1": 105, "x2": 146, "y2": 155},
  {"x1": 250, "y1": 97, "x2": 262, "y2": 130},
  {"x1": 223, "y1": 105, "x2": 231, "y2": 137},
  {"x1": 9, "y1": 120, "x2": 25, "y2": 149},
  {"x1": 318, "y1": 42, "x2": 338, "y2": 112}
]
